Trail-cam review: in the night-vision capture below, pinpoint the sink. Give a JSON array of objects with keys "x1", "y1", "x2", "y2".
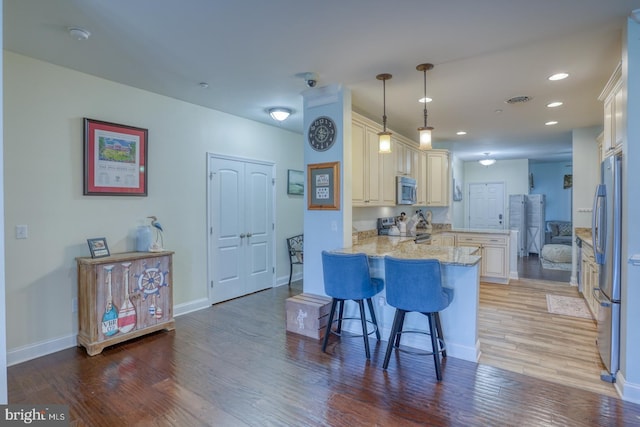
[{"x1": 414, "y1": 233, "x2": 431, "y2": 243}]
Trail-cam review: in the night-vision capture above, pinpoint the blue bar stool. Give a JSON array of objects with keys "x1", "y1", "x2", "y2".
[
  {"x1": 382, "y1": 256, "x2": 453, "y2": 381},
  {"x1": 321, "y1": 251, "x2": 384, "y2": 359}
]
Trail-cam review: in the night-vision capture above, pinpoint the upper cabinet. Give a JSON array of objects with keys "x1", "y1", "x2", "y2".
[
  {"x1": 352, "y1": 116, "x2": 395, "y2": 207},
  {"x1": 599, "y1": 63, "x2": 625, "y2": 158},
  {"x1": 424, "y1": 149, "x2": 450, "y2": 207},
  {"x1": 351, "y1": 112, "x2": 449, "y2": 207}
]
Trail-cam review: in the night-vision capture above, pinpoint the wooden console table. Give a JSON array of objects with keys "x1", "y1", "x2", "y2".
[{"x1": 76, "y1": 251, "x2": 175, "y2": 356}]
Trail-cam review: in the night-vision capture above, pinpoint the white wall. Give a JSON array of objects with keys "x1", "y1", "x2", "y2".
[
  {"x1": 3, "y1": 51, "x2": 304, "y2": 363},
  {"x1": 0, "y1": 0, "x2": 8, "y2": 402},
  {"x1": 572, "y1": 126, "x2": 601, "y2": 228},
  {"x1": 620, "y1": 14, "x2": 640, "y2": 402},
  {"x1": 463, "y1": 159, "x2": 529, "y2": 228}
]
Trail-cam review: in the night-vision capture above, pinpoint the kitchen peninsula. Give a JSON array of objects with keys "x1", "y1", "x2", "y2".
[{"x1": 333, "y1": 236, "x2": 482, "y2": 362}]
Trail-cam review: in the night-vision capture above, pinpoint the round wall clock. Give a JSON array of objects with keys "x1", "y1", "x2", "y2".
[{"x1": 308, "y1": 116, "x2": 337, "y2": 151}]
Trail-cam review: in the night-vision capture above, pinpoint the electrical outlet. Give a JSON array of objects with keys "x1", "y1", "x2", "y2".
[{"x1": 72, "y1": 298, "x2": 78, "y2": 313}]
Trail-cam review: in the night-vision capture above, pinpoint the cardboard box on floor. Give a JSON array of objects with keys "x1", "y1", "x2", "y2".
[{"x1": 286, "y1": 293, "x2": 332, "y2": 339}]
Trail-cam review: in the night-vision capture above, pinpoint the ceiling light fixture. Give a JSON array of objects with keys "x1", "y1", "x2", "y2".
[
  {"x1": 456, "y1": 131, "x2": 467, "y2": 136},
  {"x1": 376, "y1": 73, "x2": 392, "y2": 154},
  {"x1": 416, "y1": 63, "x2": 434, "y2": 150},
  {"x1": 268, "y1": 107, "x2": 292, "y2": 122},
  {"x1": 546, "y1": 101, "x2": 563, "y2": 108},
  {"x1": 548, "y1": 72, "x2": 569, "y2": 81},
  {"x1": 479, "y1": 153, "x2": 496, "y2": 166},
  {"x1": 545, "y1": 120, "x2": 558, "y2": 126},
  {"x1": 68, "y1": 27, "x2": 91, "y2": 41}
]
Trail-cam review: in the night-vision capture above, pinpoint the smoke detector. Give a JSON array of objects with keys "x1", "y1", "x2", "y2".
[
  {"x1": 68, "y1": 27, "x2": 91, "y2": 41},
  {"x1": 505, "y1": 95, "x2": 532, "y2": 104}
]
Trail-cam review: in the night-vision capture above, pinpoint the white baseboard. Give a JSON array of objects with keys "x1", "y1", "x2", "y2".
[
  {"x1": 6, "y1": 297, "x2": 212, "y2": 366},
  {"x1": 615, "y1": 371, "x2": 640, "y2": 403}
]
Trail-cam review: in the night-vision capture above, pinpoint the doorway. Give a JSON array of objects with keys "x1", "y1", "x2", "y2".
[
  {"x1": 207, "y1": 154, "x2": 275, "y2": 304},
  {"x1": 468, "y1": 182, "x2": 505, "y2": 229}
]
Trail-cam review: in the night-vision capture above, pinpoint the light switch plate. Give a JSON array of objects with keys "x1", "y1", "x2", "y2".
[{"x1": 15, "y1": 225, "x2": 28, "y2": 239}]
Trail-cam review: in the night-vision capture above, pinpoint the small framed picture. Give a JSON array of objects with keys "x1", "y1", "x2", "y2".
[
  {"x1": 307, "y1": 161, "x2": 340, "y2": 210},
  {"x1": 87, "y1": 237, "x2": 110, "y2": 258},
  {"x1": 287, "y1": 169, "x2": 304, "y2": 195}
]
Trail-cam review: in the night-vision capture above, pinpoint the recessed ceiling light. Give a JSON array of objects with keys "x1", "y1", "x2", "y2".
[
  {"x1": 545, "y1": 121, "x2": 558, "y2": 126},
  {"x1": 456, "y1": 131, "x2": 467, "y2": 135},
  {"x1": 548, "y1": 73, "x2": 569, "y2": 81},
  {"x1": 418, "y1": 97, "x2": 432, "y2": 103},
  {"x1": 199, "y1": 82, "x2": 209, "y2": 89},
  {"x1": 494, "y1": 109, "x2": 503, "y2": 114},
  {"x1": 547, "y1": 101, "x2": 563, "y2": 108}
]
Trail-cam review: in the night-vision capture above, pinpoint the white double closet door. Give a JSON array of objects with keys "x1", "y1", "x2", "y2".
[{"x1": 208, "y1": 154, "x2": 275, "y2": 304}]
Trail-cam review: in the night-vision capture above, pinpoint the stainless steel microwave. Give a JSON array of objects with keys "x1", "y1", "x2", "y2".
[{"x1": 396, "y1": 176, "x2": 417, "y2": 205}]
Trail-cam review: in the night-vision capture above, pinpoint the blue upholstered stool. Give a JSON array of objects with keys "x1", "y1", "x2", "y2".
[
  {"x1": 321, "y1": 251, "x2": 384, "y2": 359},
  {"x1": 382, "y1": 256, "x2": 453, "y2": 380}
]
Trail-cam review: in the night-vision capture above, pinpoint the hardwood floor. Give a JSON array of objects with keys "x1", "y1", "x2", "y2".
[
  {"x1": 518, "y1": 253, "x2": 571, "y2": 282},
  {"x1": 479, "y1": 278, "x2": 617, "y2": 397},
  {"x1": 8, "y1": 281, "x2": 640, "y2": 426}
]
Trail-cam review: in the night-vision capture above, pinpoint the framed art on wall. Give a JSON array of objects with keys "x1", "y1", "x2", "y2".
[
  {"x1": 307, "y1": 161, "x2": 340, "y2": 210},
  {"x1": 287, "y1": 169, "x2": 304, "y2": 195},
  {"x1": 83, "y1": 118, "x2": 148, "y2": 196}
]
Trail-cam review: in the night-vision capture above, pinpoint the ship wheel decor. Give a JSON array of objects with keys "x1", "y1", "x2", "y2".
[{"x1": 135, "y1": 262, "x2": 170, "y2": 319}]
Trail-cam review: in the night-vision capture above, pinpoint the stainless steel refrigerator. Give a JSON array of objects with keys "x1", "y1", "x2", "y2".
[{"x1": 592, "y1": 154, "x2": 622, "y2": 383}]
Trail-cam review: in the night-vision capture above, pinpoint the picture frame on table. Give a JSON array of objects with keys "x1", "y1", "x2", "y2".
[
  {"x1": 87, "y1": 237, "x2": 110, "y2": 258},
  {"x1": 307, "y1": 161, "x2": 340, "y2": 210},
  {"x1": 287, "y1": 169, "x2": 304, "y2": 195},
  {"x1": 83, "y1": 118, "x2": 148, "y2": 196}
]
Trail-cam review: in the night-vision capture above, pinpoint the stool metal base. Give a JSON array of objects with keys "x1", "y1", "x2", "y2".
[
  {"x1": 383, "y1": 309, "x2": 446, "y2": 380},
  {"x1": 322, "y1": 298, "x2": 380, "y2": 359}
]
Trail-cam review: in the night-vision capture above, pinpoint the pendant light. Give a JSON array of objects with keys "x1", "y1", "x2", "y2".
[
  {"x1": 416, "y1": 63, "x2": 434, "y2": 150},
  {"x1": 376, "y1": 73, "x2": 392, "y2": 154}
]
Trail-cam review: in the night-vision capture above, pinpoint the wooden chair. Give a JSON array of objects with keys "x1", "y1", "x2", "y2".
[{"x1": 286, "y1": 234, "x2": 304, "y2": 286}]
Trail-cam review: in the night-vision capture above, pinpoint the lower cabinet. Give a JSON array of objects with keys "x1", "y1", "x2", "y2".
[
  {"x1": 76, "y1": 251, "x2": 175, "y2": 356},
  {"x1": 456, "y1": 233, "x2": 509, "y2": 284},
  {"x1": 580, "y1": 243, "x2": 599, "y2": 317}
]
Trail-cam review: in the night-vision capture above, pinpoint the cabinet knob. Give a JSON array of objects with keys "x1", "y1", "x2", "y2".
[{"x1": 240, "y1": 233, "x2": 246, "y2": 238}]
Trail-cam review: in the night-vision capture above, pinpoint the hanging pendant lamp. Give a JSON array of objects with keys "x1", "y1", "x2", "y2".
[
  {"x1": 376, "y1": 73, "x2": 392, "y2": 154},
  {"x1": 416, "y1": 63, "x2": 434, "y2": 150}
]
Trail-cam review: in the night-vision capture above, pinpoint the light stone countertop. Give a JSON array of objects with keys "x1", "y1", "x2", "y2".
[
  {"x1": 448, "y1": 227, "x2": 511, "y2": 235},
  {"x1": 332, "y1": 236, "x2": 481, "y2": 267}
]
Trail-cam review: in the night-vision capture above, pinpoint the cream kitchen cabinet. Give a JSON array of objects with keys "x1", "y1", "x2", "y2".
[
  {"x1": 599, "y1": 62, "x2": 625, "y2": 159},
  {"x1": 580, "y1": 242, "x2": 599, "y2": 317},
  {"x1": 352, "y1": 115, "x2": 395, "y2": 206},
  {"x1": 425, "y1": 149, "x2": 450, "y2": 207},
  {"x1": 394, "y1": 139, "x2": 418, "y2": 179},
  {"x1": 456, "y1": 233, "x2": 509, "y2": 284},
  {"x1": 430, "y1": 232, "x2": 455, "y2": 246}
]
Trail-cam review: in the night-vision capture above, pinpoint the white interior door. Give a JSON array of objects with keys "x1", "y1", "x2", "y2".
[
  {"x1": 468, "y1": 182, "x2": 505, "y2": 229},
  {"x1": 208, "y1": 155, "x2": 274, "y2": 304}
]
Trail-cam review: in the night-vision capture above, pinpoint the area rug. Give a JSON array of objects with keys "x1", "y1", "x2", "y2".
[
  {"x1": 541, "y1": 258, "x2": 572, "y2": 271},
  {"x1": 546, "y1": 294, "x2": 593, "y2": 319}
]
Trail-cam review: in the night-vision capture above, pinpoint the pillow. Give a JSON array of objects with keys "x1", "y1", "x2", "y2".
[
  {"x1": 547, "y1": 222, "x2": 560, "y2": 236},
  {"x1": 558, "y1": 222, "x2": 572, "y2": 236}
]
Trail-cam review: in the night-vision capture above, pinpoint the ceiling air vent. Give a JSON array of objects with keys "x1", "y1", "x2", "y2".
[{"x1": 505, "y1": 95, "x2": 532, "y2": 104}]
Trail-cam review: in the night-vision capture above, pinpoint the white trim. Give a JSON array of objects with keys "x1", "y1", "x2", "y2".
[{"x1": 6, "y1": 298, "x2": 212, "y2": 366}]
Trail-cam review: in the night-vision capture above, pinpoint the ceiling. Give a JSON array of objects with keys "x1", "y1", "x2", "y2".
[{"x1": 5, "y1": 1, "x2": 640, "y2": 163}]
